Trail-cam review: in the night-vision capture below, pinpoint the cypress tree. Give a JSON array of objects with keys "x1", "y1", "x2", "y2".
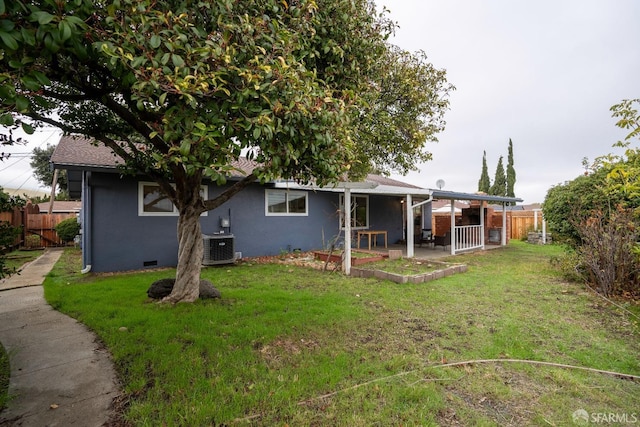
[
  {"x1": 489, "y1": 155, "x2": 506, "y2": 196},
  {"x1": 506, "y1": 139, "x2": 516, "y2": 204},
  {"x1": 478, "y1": 150, "x2": 491, "y2": 193}
]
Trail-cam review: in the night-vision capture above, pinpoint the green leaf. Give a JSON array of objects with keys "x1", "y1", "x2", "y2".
[
  {"x1": 0, "y1": 0, "x2": 5, "y2": 15},
  {"x1": 171, "y1": 54, "x2": 185, "y2": 68},
  {"x1": 30, "y1": 11, "x2": 55, "y2": 25},
  {"x1": 0, "y1": 113, "x2": 14, "y2": 126},
  {"x1": 21, "y1": 75, "x2": 41, "y2": 91},
  {"x1": 253, "y1": 127, "x2": 261, "y2": 139},
  {"x1": 15, "y1": 95, "x2": 29, "y2": 112},
  {"x1": 0, "y1": 19, "x2": 14, "y2": 32},
  {"x1": 21, "y1": 28, "x2": 36, "y2": 46},
  {"x1": 150, "y1": 35, "x2": 161, "y2": 49},
  {"x1": 21, "y1": 122, "x2": 34, "y2": 135},
  {"x1": 131, "y1": 56, "x2": 145, "y2": 68},
  {"x1": 0, "y1": 31, "x2": 18, "y2": 51},
  {"x1": 32, "y1": 71, "x2": 51, "y2": 86},
  {"x1": 179, "y1": 141, "x2": 191, "y2": 156},
  {"x1": 58, "y1": 21, "x2": 72, "y2": 42}
]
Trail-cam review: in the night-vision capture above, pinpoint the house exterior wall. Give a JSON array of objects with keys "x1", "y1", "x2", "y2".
[{"x1": 82, "y1": 172, "x2": 405, "y2": 272}]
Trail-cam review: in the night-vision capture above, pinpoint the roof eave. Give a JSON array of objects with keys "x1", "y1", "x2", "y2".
[{"x1": 431, "y1": 189, "x2": 523, "y2": 204}]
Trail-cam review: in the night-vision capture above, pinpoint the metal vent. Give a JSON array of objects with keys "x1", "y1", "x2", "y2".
[{"x1": 202, "y1": 234, "x2": 235, "y2": 265}]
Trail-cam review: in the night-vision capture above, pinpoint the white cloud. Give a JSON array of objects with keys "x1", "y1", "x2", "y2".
[{"x1": 382, "y1": 0, "x2": 640, "y2": 202}]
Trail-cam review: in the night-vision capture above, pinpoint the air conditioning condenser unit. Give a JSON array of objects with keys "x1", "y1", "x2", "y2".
[{"x1": 202, "y1": 234, "x2": 235, "y2": 265}]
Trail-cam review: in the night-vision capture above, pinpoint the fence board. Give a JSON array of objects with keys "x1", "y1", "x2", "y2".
[
  {"x1": 25, "y1": 213, "x2": 77, "y2": 247},
  {"x1": 510, "y1": 215, "x2": 542, "y2": 240}
]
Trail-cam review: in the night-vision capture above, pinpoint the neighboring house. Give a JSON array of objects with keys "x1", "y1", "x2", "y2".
[
  {"x1": 36, "y1": 201, "x2": 82, "y2": 214},
  {"x1": 51, "y1": 135, "x2": 522, "y2": 273}
]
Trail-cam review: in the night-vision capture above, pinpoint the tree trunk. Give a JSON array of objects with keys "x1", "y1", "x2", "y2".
[{"x1": 163, "y1": 205, "x2": 203, "y2": 303}]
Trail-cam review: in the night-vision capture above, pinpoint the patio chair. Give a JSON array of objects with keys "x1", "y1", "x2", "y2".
[
  {"x1": 415, "y1": 228, "x2": 434, "y2": 247},
  {"x1": 433, "y1": 231, "x2": 451, "y2": 250}
]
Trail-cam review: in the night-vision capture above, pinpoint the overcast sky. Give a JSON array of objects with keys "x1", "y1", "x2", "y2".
[
  {"x1": 2, "y1": 1, "x2": 639, "y2": 202},
  {"x1": 381, "y1": 0, "x2": 640, "y2": 203}
]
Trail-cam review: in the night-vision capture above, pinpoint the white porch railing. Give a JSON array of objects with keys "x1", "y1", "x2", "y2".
[{"x1": 454, "y1": 225, "x2": 483, "y2": 252}]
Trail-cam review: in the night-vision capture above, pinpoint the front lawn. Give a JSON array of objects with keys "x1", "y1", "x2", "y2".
[{"x1": 43, "y1": 242, "x2": 639, "y2": 426}]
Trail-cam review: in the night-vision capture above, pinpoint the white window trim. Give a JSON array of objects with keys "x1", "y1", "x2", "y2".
[
  {"x1": 339, "y1": 194, "x2": 369, "y2": 230},
  {"x1": 138, "y1": 181, "x2": 208, "y2": 217},
  {"x1": 265, "y1": 189, "x2": 309, "y2": 217}
]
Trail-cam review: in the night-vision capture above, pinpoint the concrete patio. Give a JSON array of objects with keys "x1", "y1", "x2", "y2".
[{"x1": 362, "y1": 242, "x2": 505, "y2": 260}]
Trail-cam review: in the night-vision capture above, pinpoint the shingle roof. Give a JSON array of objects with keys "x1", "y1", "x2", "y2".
[
  {"x1": 51, "y1": 135, "x2": 258, "y2": 177},
  {"x1": 51, "y1": 135, "x2": 124, "y2": 168},
  {"x1": 37, "y1": 201, "x2": 82, "y2": 213},
  {"x1": 51, "y1": 135, "x2": 419, "y2": 188},
  {"x1": 365, "y1": 174, "x2": 422, "y2": 189}
]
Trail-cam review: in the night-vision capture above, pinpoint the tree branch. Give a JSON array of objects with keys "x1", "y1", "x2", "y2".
[
  {"x1": 99, "y1": 94, "x2": 169, "y2": 155},
  {"x1": 202, "y1": 172, "x2": 258, "y2": 212}
]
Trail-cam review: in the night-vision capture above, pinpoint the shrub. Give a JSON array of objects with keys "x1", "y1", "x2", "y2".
[
  {"x1": 25, "y1": 234, "x2": 41, "y2": 248},
  {"x1": 574, "y1": 207, "x2": 639, "y2": 297},
  {"x1": 55, "y1": 218, "x2": 80, "y2": 243}
]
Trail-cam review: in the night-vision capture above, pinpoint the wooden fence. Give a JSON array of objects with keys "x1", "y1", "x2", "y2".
[
  {"x1": 0, "y1": 203, "x2": 76, "y2": 248},
  {"x1": 431, "y1": 210, "x2": 543, "y2": 241},
  {"x1": 510, "y1": 212, "x2": 543, "y2": 240}
]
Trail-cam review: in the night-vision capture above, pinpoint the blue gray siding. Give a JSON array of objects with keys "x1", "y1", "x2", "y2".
[{"x1": 80, "y1": 172, "x2": 406, "y2": 272}]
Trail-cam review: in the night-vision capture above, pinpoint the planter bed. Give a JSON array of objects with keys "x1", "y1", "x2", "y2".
[
  {"x1": 313, "y1": 250, "x2": 386, "y2": 266},
  {"x1": 351, "y1": 259, "x2": 467, "y2": 284}
]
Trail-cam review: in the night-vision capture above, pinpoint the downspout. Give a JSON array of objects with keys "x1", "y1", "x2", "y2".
[{"x1": 81, "y1": 171, "x2": 92, "y2": 274}]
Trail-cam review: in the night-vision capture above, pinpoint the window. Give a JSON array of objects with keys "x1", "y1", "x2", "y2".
[
  {"x1": 265, "y1": 190, "x2": 308, "y2": 216},
  {"x1": 138, "y1": 182, "x2": 208, "y2": 216},
  {"x1": 339, "y1": 194, "x2": 369, "y2": 229}
]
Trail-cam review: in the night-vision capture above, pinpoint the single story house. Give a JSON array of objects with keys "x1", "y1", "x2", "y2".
[
  {"x1": 51, "y1": 135, "x2": 522, "y2": 273},
  {"x1": 36, "y1": 200, "x2": 82, "y2": 215}
]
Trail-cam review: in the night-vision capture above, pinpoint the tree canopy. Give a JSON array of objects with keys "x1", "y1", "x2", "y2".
[
  {"x1": 544, "y1": 99, "x2": 640, "y2": 245},
  {"x1": 506, "y1": 138, "x2": 516, "y2": 203},
  {"x1": 477, "y1": 150, "x2": 490, "y2": 193},
  {"x1": 543, "y1": 99, "x2": 639, "y2": 296},
  {"x1": 489, "y1": 155, "x2": 506, "y2": 197},
  {"x1": 30, "y1": 144, "x2": 68, "y2": 192},
  {"x1": 0, "y1": 0, "x2": 453, "y2": 302}
]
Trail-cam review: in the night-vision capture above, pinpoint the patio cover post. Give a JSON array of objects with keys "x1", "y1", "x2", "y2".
[
  {"x1": 502, "y1": 203, "x2": 507, "y2": 246},
  {"x1": 343, "y1": 187, "x2": 351, "y2": 275},
  {"x1": 450, "y1": 201, "x2": 456, "y2": 255},
  {"x1": 406, "y1": 194, "x2": 414, "y2": 258},
  {"x1": 480, "y1": 200, "x2": 485, "y2": 250}
]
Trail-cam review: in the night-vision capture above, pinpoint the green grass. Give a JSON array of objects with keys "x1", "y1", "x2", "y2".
[
  {"x1": 0, "y1": 342, "x2": 9, "y2": 411},
  {"x1": 358, "y1": 257, "x2": 442, "y2": 275},
  {"x1": 43, "y1": 242, "x2": 640, "y2": 426},
  {"x1": 3, "y1": 249, "x2": 44, "y2": 272}
]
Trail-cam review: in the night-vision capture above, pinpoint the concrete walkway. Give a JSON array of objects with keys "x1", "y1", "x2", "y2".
[{"x1": 0, "y1": 249, "x2": 121, "y2": 426}]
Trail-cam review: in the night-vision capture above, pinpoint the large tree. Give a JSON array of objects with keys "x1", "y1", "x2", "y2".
[
  {"x1": 489, "y1": 155, "x2": 506, "y2": 197},
  {"x1": 30, "y1": 144, "x2": 68, "y2": 193},
  {"x1": 0, "y1": 0, "x2": 452, "y2": 302},
  {"x1": 506, "y1": 138, "x2": 516, "y2": 203},
  {"x1": 477, "y1": 150, "x2": 490, "y2": 193}
]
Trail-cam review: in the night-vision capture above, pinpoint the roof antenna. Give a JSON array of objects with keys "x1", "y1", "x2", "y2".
[{"x1": 436, "y1": 179, "x2": 445, "y2": 190}]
